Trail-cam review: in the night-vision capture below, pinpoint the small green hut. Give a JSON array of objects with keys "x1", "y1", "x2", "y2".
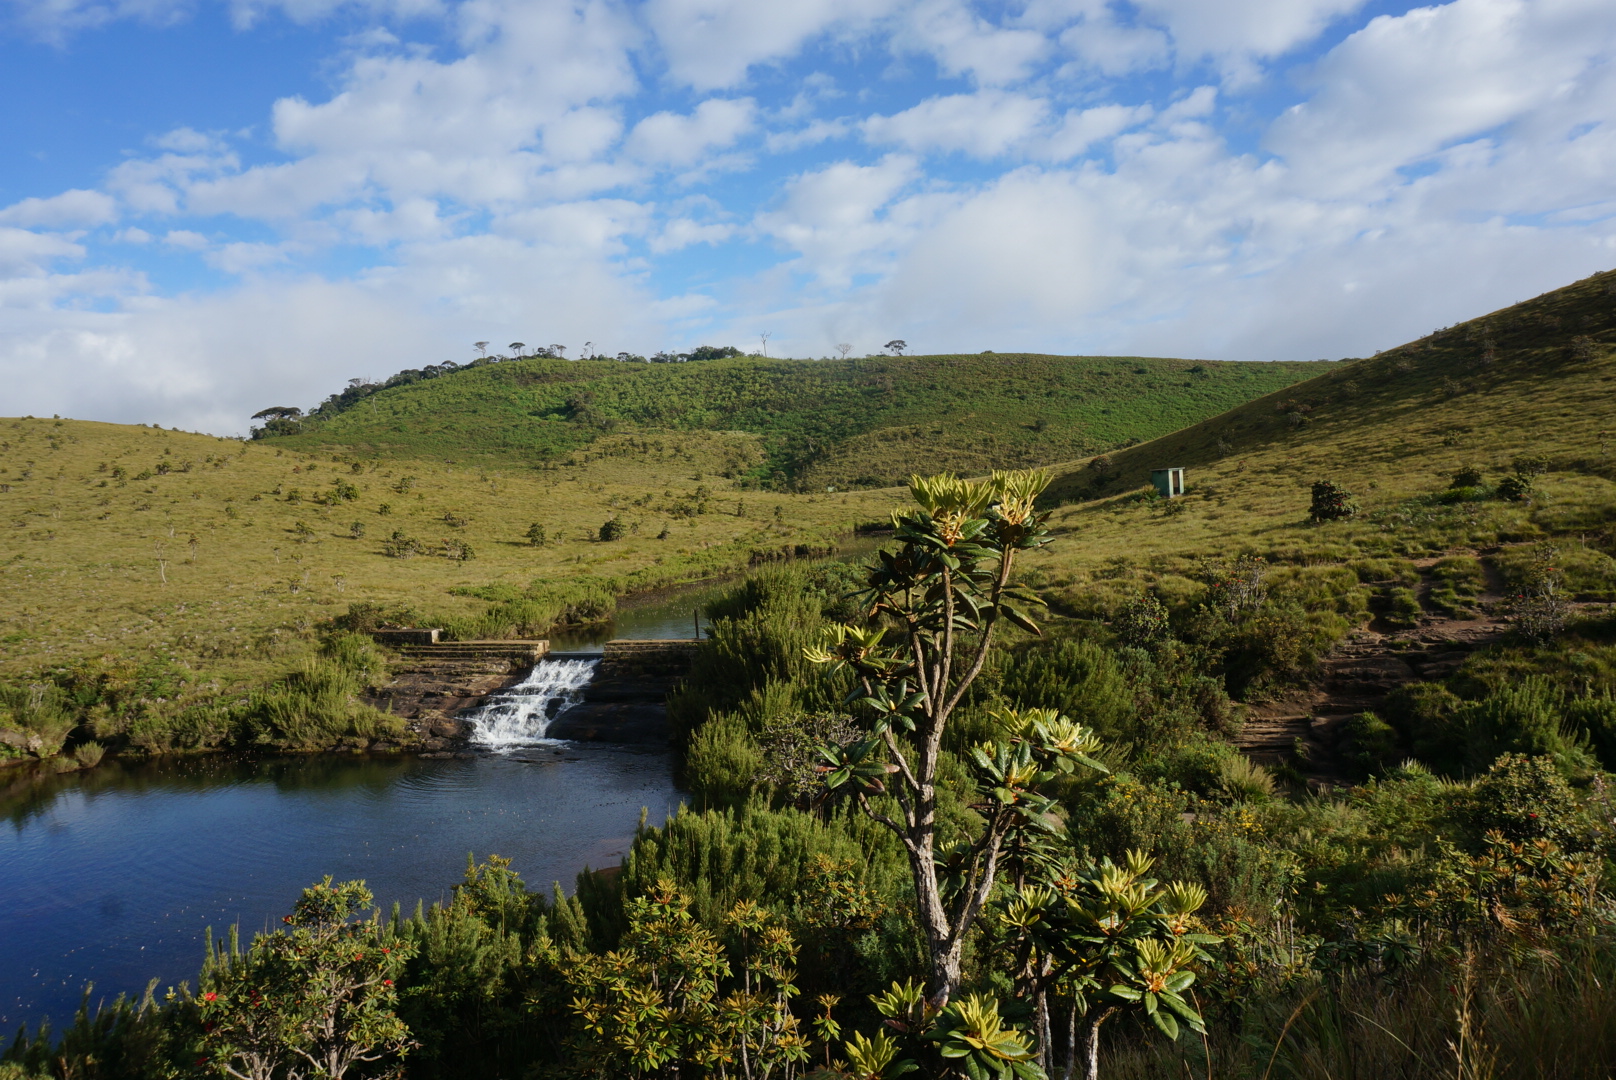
[{"x1": 1151, "y1": 467, "x2": 1186, "y2": 498}]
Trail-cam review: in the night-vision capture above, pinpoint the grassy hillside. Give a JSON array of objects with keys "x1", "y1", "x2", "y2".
[
  {"x1": 0, "y1": 419, "x2": 899, "y2": 755},
  {"x1": 267, "y1": 352, "x2": 1335, "y2": 489},
  {"x1": 1025, "y1": 267, "x2": 1616, "y2": 587}
]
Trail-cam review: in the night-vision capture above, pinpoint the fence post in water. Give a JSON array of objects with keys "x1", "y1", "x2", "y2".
[{"x1": 693, "y1": 608, "x2": 699, "y2": 639}]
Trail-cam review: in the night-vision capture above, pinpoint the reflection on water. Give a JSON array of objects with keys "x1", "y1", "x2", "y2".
[
  {"x1": 0, "y1": 749, "x2": 684, "y2": 1030},
  {"x1": 545, "y1": 577, "x2": 736, "y2": 652}
]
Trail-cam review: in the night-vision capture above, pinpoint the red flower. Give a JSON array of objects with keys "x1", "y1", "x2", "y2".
[
  {"x1": 203, "y1": 992, "x2": 217, "y2": 1002},
  {"x1": 381, "y1": 947, "x2": 390, "y2": 954},
  {"x1": 383, "y1": 979, "x2": 393, "y2": 986}
]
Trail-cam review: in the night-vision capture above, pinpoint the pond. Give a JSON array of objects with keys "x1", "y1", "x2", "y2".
[
  {"x1": 0, "y1": 581, "x2": 750, "y2": 1032},
  {"x1": 0, "y1": 747, "x2": 683, "y2": 1031},
  {"x1": 0, "y1": 560, "x2": 878, "y2": 1031}
]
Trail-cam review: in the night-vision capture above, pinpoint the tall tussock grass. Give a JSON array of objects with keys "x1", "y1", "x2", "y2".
[
  {"x1": 1100, "y1": 942, "x2": 1616, "y2": 1080},
  {"x1": 245, "y1": 634, "x2": 401, "y2": 748}
]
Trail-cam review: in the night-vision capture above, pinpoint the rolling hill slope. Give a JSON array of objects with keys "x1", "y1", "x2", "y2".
[
  {"x1": 266, "y1": 352, "x2": 1336, "y2": 489},
  {"x1": 1024, "y1": 266, "x2": 1616, "y2": 587}
]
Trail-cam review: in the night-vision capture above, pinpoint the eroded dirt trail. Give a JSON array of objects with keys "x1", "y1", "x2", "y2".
[{"x1": 1237, "y1": 555, "x2": 1511, "y2": 783}]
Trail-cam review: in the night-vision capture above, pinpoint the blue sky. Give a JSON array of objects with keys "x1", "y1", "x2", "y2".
[{"x1": 2, "y1": 0, "x2": 1614, "y2": 434}]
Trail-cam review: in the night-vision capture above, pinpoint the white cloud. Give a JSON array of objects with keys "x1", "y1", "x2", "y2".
[
  {"x1": 6, "y1": 0, "x2": 1616, "y2": 429},
  {"x1": 0, "y1": 226, "x2": 86, "y2": 276},
  {"x1": 0, "y1": 189, "x2": 119, "y2": 228},
  {"x1": 1044, "y1": 103, "x2": 1153, "y2": 159},
  {"x1": 627, "y1": 98, "x2": 757, "y2": 167},
  {"x1": 651, "y1": 217, "x2": 735, "y2": 253},
  {"x1": 764, "y1": 118, "x2": 853, "y2": 153},
  {"x1": 863, "y1": 91, "x2": 1049, "y2": 157},
  {"x1": 5, "y1": 0, "x2": 447, "y2": 42},
  {"x1": 1057, "y1": 11, "x2": 1171, "y2": 77},
  {"x1": 642, "y1": 0, "x2": 897, "y2": 91},
  {"x1": 1268, "y1": 0, "x2": 1616, "y2": 196},
  {"x1": 162, "y1": 229, "x2": 211, "y2": 250},
  {"x1": 1134, "y1": 0, "x2": 1370, "y2": 63},
  {"x1": 205, "y1": 240, "x2": 293, "y2": 273},
  {"x1": 755, "y1": 156, "x2": 924, "y2": 287},
  {"x1": 896, "y1": 0, "x2": 1050, "y2": 86}
]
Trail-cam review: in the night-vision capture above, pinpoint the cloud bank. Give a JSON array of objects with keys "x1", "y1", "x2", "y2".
[{"x1": 2, "y1": 0, "x2": 1613, "y2": 433}]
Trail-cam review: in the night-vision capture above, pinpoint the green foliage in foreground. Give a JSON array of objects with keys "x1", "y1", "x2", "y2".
[
  {"x1": 265, "y1": 352, "x2": 1334, "y2": 489},
  {"x1": 15, "y1": 476, "x2": 1616, "y2": 1080}
]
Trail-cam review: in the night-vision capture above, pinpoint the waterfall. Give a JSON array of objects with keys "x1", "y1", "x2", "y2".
[{"x1": 469, "y1": 658, "x2": 599, "y2": 748}]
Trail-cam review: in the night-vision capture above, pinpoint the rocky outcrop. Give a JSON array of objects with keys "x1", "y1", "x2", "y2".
[{"x1": 364, "y1": 639, "x2": 549, "y2": 750}]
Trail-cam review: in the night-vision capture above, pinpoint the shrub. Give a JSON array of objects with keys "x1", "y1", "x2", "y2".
[
  {"x1": 525, "y1": 522, "x2": 546, "y2": 546},
  {"x1": 1450, "y1": 464, "x2": 1484, "y2": 488},
  {"x1": 1564, "y1": 694, "x2": 1616, "y2": 772},
  {"x1": 1113, "y1": 594, "x2": 1170, "y2": 648},
  {"x1": 1217, "y1": 754, "x2": 1278, "y2": 801},
  {"x1": 1465, "y1": 752, "x2": 1581, "y2": 843},
  {"x1": 1436, "y1": 485, "x2": 1488, "y2": 504},
  {"x1": 1309, "y1": 480, "x2": 1359, "y2": 522},
  {"x1": 72, "y1": 740, "x2": 105, "y2": 768},
  {"x1": 1343, "y1": 711, "x2": 1401, "y2": 773},
  {"x1": 598, "y1": 517, "x2": 625, "y2": 542},
  {"x1": 348, "y1": 520, "x2": 366, "y2": 539},
  {"x1": 1511, "y1": 453, "x2": 1549, "y2": 477},
  {"x1": 383, "y1": 530, "x2": 423, "y2": 558},
  {"x1": 246, "y1": 660, "x2": 403, "y2": 749},
  {"x1": 995, "y1": 637, "x2": 1137, "y2": 744},
  {"x1": 684, "y1": 712, "x2": 766, "y2": 809},
  {"x1": 1380, "y1": 681, "x2": 1468, "y2": 774},
  {"x1": 1497, "y1": 473, "x2": 1535, "y2": 501}
]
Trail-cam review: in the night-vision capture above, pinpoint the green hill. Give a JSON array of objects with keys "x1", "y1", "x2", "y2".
[
  {"x1": 265, "y1": 352, "x2": 1336, "y2": 489},
  {"x1": 1022, "y1": 266, "x2": 1616, "y2": 610}
]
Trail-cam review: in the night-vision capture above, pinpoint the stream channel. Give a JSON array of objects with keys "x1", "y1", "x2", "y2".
[{"x1": 0, "y1": 581, "x2": 737, "y2": 1031}]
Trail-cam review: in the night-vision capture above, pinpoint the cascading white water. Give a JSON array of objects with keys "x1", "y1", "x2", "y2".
[{"x1": 469, "y1": 658, "x2": 599, "y2": 749}]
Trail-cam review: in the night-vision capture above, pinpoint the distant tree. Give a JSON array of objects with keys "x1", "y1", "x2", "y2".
[
  {"x1": 760, "y1": 330, "x2": 771, "y2": 357},
  {"x1": 251, "y1": 407, "x2": 303, "y2": 420},
  {"x1": 885, "y1": 339, "x2": 907, "y2": 356},
  {"x1": 508, "y1": 342, "x2": 526, "y2": 357},
  {"x1": 582, "y1": 341, "x2": 594, "y2": 359},
  {"x1": 599, "y1": 517, "x2": 625, "y2": 542},
  {"x1": 836, "y1": 343, "x2": 853, "y2": 359},
  {"x1": 473, "y1": 341, "x2": 490, "y2": 357},
  {"x1": 550, "y1": 344, "x2": 568, "y2": 359},
  {"x1": 686, "y1": 345, "x2": 742, "y2": 361}
]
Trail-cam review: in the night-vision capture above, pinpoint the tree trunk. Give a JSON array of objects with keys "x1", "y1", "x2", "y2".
[
  {"x1": 1034, "y1": 989, "x2": 1051, "y2": 1073},
  {"x1": 1079, "y1": 1007, "x2": 1117, "y2": 1080}
]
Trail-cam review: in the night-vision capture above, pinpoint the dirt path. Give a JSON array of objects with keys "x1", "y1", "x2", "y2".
[{"x1": 1237, "y1": 555, "x2": 1512, "y2": 784}]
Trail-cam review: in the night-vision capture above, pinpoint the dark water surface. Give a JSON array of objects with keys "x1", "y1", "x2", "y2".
[{"x1": 1, "y1": 748, "x2": 684, "y2": 1029}]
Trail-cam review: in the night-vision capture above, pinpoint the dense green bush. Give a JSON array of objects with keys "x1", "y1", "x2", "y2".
[{"x1": 1309, "y1": 479, "x2": 1359, "y2": 522}]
